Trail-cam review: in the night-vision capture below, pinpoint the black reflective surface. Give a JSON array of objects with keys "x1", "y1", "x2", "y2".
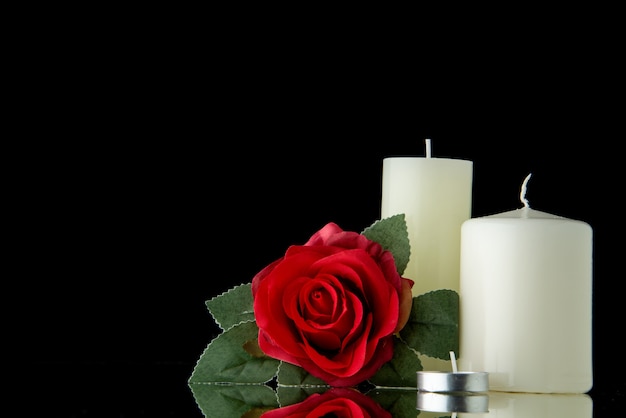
[
  {"x1": 36, "y1": 361, "x2": 624, "y2": 416},
  {"x1": 39, "y1": 362, "x2": 200, "y2": 417}
]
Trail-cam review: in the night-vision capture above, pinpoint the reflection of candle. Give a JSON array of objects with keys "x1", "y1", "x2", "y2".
[
  {"x1": 459, "y1": 174, "x2": 593, "y2": 393},
  {"x1": 417, "y1": 392, "x2": 489, "y2": 413},
  {"x1": 458, "y1": 392, "x2": 592, "y2": 418},
  {"x1": 381, "y1": 139, "x2": 473, "y2": 296}
]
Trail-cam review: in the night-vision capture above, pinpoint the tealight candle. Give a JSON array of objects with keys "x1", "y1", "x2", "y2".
[
  {"x1": 458, "y1": 174, "x2": 593, "y2": 393},
  {"x1": 417, "y1": 351, "x2": 489, "y2": 393}
]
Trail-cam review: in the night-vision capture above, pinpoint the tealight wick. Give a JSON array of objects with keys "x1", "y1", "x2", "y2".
[
  {"x1": 425, "y1": 138, "x2": 432, "y2": 158},
  {"x1": 450, "y1": 351, "x2": 458, "y2": 373},
  {"x1": 520, "y1": 173, "x2": 532, "y2": 209}
]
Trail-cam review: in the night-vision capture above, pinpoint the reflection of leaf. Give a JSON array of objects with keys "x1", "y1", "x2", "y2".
[
  {"x1": 399, "y1": 290, "x2": 459, "y2": 360},
  {"x1": 189, "y1": 321, "x2": 279, "y2": 384},
  {"x1": 369, "y1": 335, "x2": 421, "y2": 387},
  {"x1": 362, "y1": 213, "x2": 410, "y2": 276},
  {"x1": 277, "y1": 385, "x2": 328, "y2": 408},
  {"x1": 206, "y1": 283, "x2": 255, "y2": 331},
  {"x1": 189, "y1": 384, "x2": 278, "y2": 418},
  {"x1": 366, "y1": 388, "x2": 420, "y2": 418},
  {"x1": 276, "y1": 362, "x2": 328, "y2": 406}
]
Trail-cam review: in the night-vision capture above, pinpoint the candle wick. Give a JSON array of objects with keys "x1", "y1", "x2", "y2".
[
  {"x1": 450, "y1": 350, "x2": 458, "y2": 373},
  {"x1": 425, "y1": 138, "x2": 432, "y2": 158},
  {"x1": 520, "y1": 173, "x2": 532, "y2": 209}
]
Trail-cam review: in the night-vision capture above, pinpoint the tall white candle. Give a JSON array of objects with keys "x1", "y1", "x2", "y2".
[
  {"x1": 459, "y1": 174, "x2": 593, "y2": 393},
  {"x1": 381, "y1": 139, "x2": 473, "y2": 296}
]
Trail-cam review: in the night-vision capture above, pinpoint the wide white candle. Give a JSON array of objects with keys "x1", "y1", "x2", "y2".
[
  {"x1": 381, "y1": 139, "x2": 473, "y2": 296},
  {"x1": 459, "y1": 174, "x2": 593, "y2": 393}
]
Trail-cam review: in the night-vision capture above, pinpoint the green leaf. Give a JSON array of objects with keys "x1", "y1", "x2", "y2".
[
  {"x1": 188, "y1": 321, "x2": 280, "y2": 384},
  {"x1": 369, "y1": 335, "x2": 422, "y2": 388},
  {"x1": 399, "y1": 290, "x2": 459, "y2": 360},
  {"x1": 189, "y1": 383, "x2": 278, "y2": 418},
  {"x1": 276, "y1": 362, "x2": 328, "y2": 387},
  {"x1": 362, "y1": 214, "x2": 410, "y2": 276},
  {"x1": 366, "y1": 388, "x2": 422, "y2": 418},
  {"x1": 206, "y1": 283, "x2": 255, "y2": 331}
]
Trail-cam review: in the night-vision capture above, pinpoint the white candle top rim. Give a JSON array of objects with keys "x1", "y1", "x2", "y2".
[
  {"x1": 485, "y1": 208, "x2": 566, "y2": 219},
  {"x1": 382, "y1": 156, "x2": 473, "y2": 163},
  {"x1": 471, "y1": 208, "x2": 592, "y2": 224}
]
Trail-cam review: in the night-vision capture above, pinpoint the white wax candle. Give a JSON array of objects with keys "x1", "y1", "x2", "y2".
[
  {"x1": 458, "y1": 175, "x2": 593, "y2": 393},
  {"x1": 381, "y1": 140, "x2": 473, "y2": 296}
]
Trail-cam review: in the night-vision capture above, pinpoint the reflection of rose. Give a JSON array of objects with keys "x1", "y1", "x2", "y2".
[
  {"x1": 252, "y1": 222, "x2": 414, "y2": 387},
  {"x1": 261, "y1": 387, "x2": 391, "y2": 418}
]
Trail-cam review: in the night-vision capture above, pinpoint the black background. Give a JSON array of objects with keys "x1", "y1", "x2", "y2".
[{"x1": 18, "y1": 9, "x2": 624, "y2": 417}]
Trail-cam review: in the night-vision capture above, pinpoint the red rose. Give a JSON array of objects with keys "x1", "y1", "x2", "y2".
[
  {"x1": 252, "y1": 222, "x2": 414, "y2": 387},
  {"x1": 260, "y1": 387, "x2": 391, "y2": 418}
]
